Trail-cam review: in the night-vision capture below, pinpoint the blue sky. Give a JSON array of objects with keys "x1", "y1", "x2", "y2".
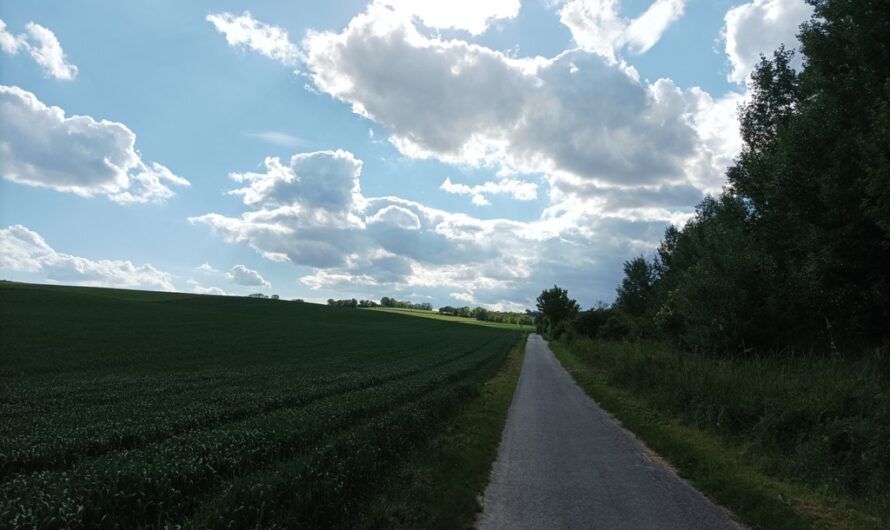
[{"x1": 0, "y1": 0, "x2": 813, "y2": 310}]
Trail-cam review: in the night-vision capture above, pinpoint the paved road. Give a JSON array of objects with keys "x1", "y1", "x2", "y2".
[{"x1": 478, "y1": 334, "x2": 737, "y2": 530}]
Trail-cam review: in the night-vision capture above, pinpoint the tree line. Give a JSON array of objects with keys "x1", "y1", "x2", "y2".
[
  {"x1": 538, "y1": 0, "x2": 890, "y2": 356},
  {"x1": 438, "y1": 306, "x2": 535, "y2": 325},
  {"x1": 326, "y1": 297, "x2": 433, "y2": 311}
]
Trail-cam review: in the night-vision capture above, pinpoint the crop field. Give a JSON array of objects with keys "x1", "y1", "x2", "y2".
[
  {"x1": 0, "y1": 282, "x2": 520, "y2": 528},
  {"x1": 364, "y1": 307, "x2": 530, "y2": 330}
]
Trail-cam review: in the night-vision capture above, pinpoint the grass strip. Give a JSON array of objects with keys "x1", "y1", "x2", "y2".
[
  {"x1": 354, "y1": 333, "x2": 527, "y2": 529},
  {"x1": 551, "y1": 339, "x2": 884, "y2": 530}
]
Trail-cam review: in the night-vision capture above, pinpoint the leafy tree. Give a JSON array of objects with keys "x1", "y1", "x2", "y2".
[
  {"x1": 592, "y1": 0, "x2": 890, "y2": 354},
  {"x1": 571, "y1": 305, "x2": 615, "y2": 338},
  {"x1": 615, "y1": 257, "x2": 657, "y2": 317},
  {"x1": 536, "y1": 286, "x2": 579, "y2": 334}
]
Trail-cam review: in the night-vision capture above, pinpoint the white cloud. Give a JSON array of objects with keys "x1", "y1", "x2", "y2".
[
  {"x1": 0, "y1": 225, "x2": 175, "y2": 290},
  {"x1": 226, "y1": 264, "x2": 271, "y2": 288},
  {"x1": 0, "y1": 20, "x2": 18, "y2": 54},
  {"x1": 0, "y1": 19, "x2": 78, "y2": 80},
  {"x1": 440, "y1": 176, "x2": 537, "y2": 206},
  {"x1": 378, "y1": 0, "x2": 520, "y2": 35},
  {"x1": 207, "y1": 11, "x2": 302, "y2": 65},
  {"x1": 722, "y1": 0, "x2": 813, "y2": 84},
  {"x1": 195, "y1": 285, "x2": 227, "y2": 295},
  {"x1": 303, "y1": 5, "x2": 700, "y2": 195},
  {"x1": 195, "y1": 5, "x2": 757, "y2": 307},
  {"x1": 192, "y1": 149, "x2": 675, "y2": 307},
  {"x1": 247, "y1": 131, "x2": 303, "y2": 147},
  {"x1": 367, "y1": 205, "x2": 422, "y2": 230},
  {"x1": 0, "y1": 85, "x2": 189, "y2": 203},
  {"x1": 559, "y1": 0, "x2": 685, "y2": 60},
  {"x1": 227, "y1": 150, "x2": 363, "y2": 211},
  {"x1": 196, "y1": 262, "x2": 219, "y2": 273},
  {"x1": 187, "y1": 278, "x2": 228, "y2": 295}
]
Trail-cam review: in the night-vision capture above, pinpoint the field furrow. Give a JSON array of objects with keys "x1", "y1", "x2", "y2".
[{"x1": 0, "y1": 283, "x2": 520, "y2": 529}]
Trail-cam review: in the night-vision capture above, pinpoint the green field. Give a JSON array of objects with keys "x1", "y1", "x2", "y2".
[
  {"x1": 365, "y1": 307, "x2": 531, "y2": 331},
  {"x1": 0, "y1": 282, "x2": 520, "y2": 528}
]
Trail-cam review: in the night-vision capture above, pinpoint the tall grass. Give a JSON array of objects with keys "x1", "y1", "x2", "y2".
[{"x1": 559, "y1": 337, "x2": 890, "y2": 514}]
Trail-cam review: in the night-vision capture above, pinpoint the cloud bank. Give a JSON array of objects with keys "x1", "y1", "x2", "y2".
[
  {"x1": 0, "y1": 225, "x2": 175, "y2": 291},
  {"x1": 0, "y1": 85, "x2": 189, "y2": 203},
  {"x1": 192, "y1": 2, "x2": 765, "y2": 306},
  {"x1": 191, "y1": 149, "x2": 672, "y2": 308}
]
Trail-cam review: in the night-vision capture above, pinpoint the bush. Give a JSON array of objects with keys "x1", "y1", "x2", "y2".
[
  {"x1": 596, "y1": 315, "x2": 629, "y2": 340},
  {"x1": 571, "y1": 308, "x2": 614, "y2": 338}
]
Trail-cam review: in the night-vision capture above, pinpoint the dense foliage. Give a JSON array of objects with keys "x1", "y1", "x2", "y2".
[
  {"x1": 607, "y1": 0, "x2": 890, "y2": 354},
  {"x1": 438, "y1": 305, "x2": 535, "y2": 325},
  {"x1": 0, "y1": 282, "x2": 519, "y2": 528},
  {"x1": 326, "y1": 298, "x2": 381, "y2": 307},
  {"x1": 534, "y1": 285, "x2": 580, "y2": 336},
  {"x1": 379, "y1": 297, "x2": 433, "y2": 311}
]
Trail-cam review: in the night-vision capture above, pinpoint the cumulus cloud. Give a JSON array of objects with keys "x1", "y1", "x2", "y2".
[
  {"x1": 303, "y1": 5, "x2": 701, "y2": 194},
  {"x1": 194, "y1": 285, "x2": 227, "y2": 295},
  {"x1": 367, "y1": 205, "x2": 421, "y2": 230},
  {"x1": 722, "y1": 0, "x2": 813, "y2": 84},
  {"x1": 207, "y1": 11, "x2": 302, "y2": 65},
  {"x1": 559, "y1": 0, "x2": 686, "y2": 60},
  {"x1": 208, "y1": 4, "x2": 739, "y2": 210},
  {"x1": 0, "y1": 225, "x2": 175, "y2": 290},
  {"x1": 226, "y1": 264, "x2": 271, "y2": 288},
  {"x1": 198, "y1": 5, "x2": 754, "y2": 306},
  {"x1": 0, "y1": 19, "x2": 78, "y2": 80},
  {"x1": 186, "y1": 279, "x2": 228, "y2": 295},
  {"x1": 196, "y1": 262, "x2": 219, "y2": 273},
  {"x1": 378, "y1": 0, "x2": 520, "y2": 35},
  {"x1": 227, "y1": 150, "x2": 363, "y2": 211},
  {"x1": 0, "y1": 85, "x2": 189, "y2": 203},
  {"x1": 440, "y1": 176, "x2": 537, "y2": 206},
  {"x1": 192, "y1": 149, "x2": 674, "y2": 307}
]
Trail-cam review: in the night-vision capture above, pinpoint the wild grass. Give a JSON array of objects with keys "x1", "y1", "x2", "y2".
[
  {"x1": 553, "y1": 337, "x2": 889, "y2": 529},
  {"x1": 355, "y1": 334, "x2": 526, "y2": 529}
]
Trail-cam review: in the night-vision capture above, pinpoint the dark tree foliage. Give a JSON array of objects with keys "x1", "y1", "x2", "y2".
[
  {"x1": 536, "y1": 285, "x2": 580, "y2": 336},
  {"x1": 436, "y1": 305, "x2": 534, "y2": 325},
  {"x1": 571, "y1": 304, "x2": 617, "y2": 339},
  {"x1": 606, "y1": 0, "x2": 890, "y2": 354},
  {"x1": 614, "y1": 257, "x2": 658, "y2": 337},
  {"x1": 327, "y1": 298, "x2": 358, "y2": 308},
  {"x1": 379, "y1": 297, "x2": 432, "y2": 311}
]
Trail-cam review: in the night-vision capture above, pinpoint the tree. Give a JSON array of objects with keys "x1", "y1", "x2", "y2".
[
  {"x1": 615, "y1": 257, "x2": 656, "y2": 318},
  {"x1": 535, "y1": 285, "x2": 579, "y2": 334}
]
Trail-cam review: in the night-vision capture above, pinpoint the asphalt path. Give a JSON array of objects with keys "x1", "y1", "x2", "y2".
[{"x1": 478, "y1": 334, "x2": 737, "y2": 530}]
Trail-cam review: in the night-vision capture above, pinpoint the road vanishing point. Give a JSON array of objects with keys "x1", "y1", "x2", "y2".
[{"x1": 479, "y1": 334, "x2": 738, "y2": 530}]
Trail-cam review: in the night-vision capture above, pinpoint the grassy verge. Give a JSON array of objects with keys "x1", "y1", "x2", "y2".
[
  {"x1": 551, "y1": 337, "x2": 887, "y2": 530},
  {"x1": 355, "y1": 334, "x2": 527, "y2": 529}
]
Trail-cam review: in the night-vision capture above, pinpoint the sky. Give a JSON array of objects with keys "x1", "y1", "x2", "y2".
[{"x1": 0, "y1": 0, "x2": 814, "y2": 311}]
